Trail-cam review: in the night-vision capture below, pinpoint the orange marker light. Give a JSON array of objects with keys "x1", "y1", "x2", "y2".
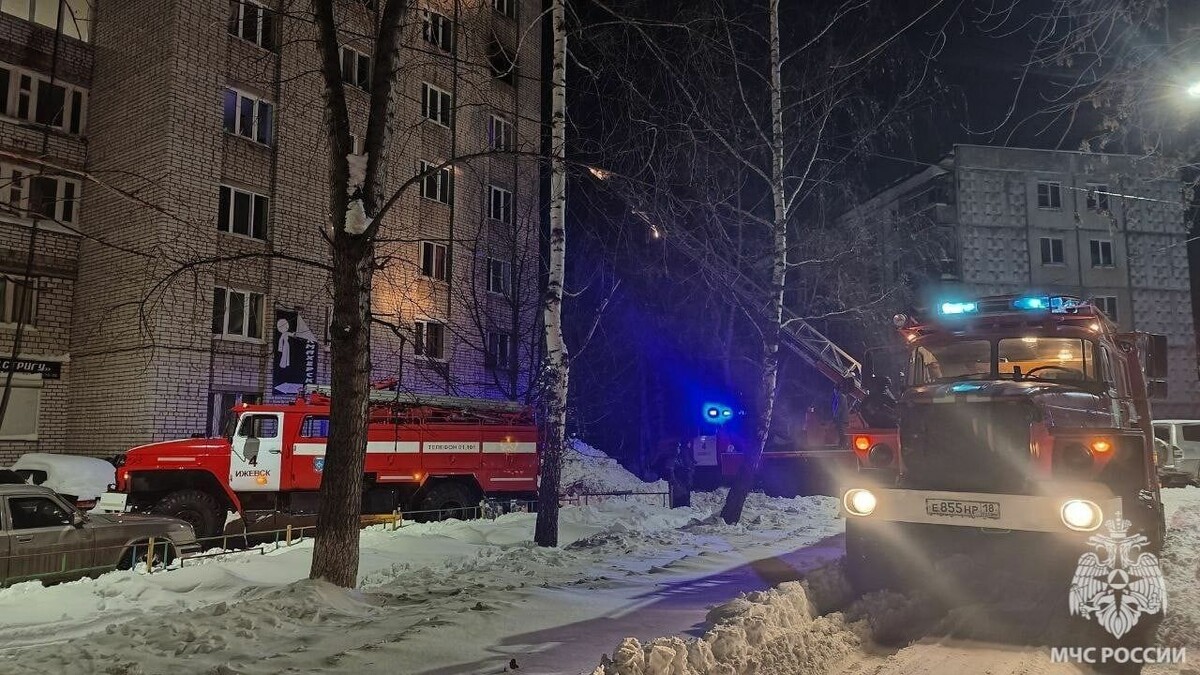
[
  {"x1": 256, "y1": 474, "x2": 268, "y2": 485},
  {"x1": 1090, "y1": 439, "x2": 1113, "y2": 454},
  {"x1": 853, "y1": 436, "x2": 871, "y2": 452}
]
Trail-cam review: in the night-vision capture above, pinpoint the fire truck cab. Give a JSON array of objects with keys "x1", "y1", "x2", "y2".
[
  {"x1": 110, "y1": 389, "x2": 538, "y2": 539},
  {"x1": 842, "y1": 294, "x2": 1168, "y2": 592}
]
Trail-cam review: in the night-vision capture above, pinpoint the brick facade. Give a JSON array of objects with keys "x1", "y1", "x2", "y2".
[{"x1": 0, "y1": 1, "x2": 542, "y2": 462}]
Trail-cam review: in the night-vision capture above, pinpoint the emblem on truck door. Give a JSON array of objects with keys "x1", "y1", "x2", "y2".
[
  {"x1": 1068, "y1": 512, "x2": 1166, "y2": 638},
  {"x1": 313, "y1": 457, "x2": 325, "y2": 473}
]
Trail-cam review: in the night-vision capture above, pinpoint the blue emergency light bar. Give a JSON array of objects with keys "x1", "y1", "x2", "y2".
[
  {"x1": 936, "y1": 294, "x2": 1083, "y2": 317},
  {"x1": 1011, "y1": 296, "x2": 1048, "y2": 310},
  {"x1": 939, "y1": 301, "x2": 977, "y2": 315}
]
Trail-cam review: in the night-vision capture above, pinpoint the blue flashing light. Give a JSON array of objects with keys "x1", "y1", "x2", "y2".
[
  {"x1": 1012, "y1": 296, "x2": 1050, "y2": 311},
  {"x1": 939, "y1": 301, "x2": 978, "y2": 315},
  {"x1": 703, "y1": 402, "x2": 734, "y2": 426}
]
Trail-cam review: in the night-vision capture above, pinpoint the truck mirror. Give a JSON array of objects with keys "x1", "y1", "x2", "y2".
[
  {"x1": 1148, "y1": 379, "x2": 1169, "y2": 399},
  {"x1": 1147, "y1": 334, "x2": 1168, "y2": 380}
]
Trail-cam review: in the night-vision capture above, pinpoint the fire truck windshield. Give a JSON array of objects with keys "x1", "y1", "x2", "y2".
[{"x1": 913, "y1": 338, "x2": 1098, "y2": 384}]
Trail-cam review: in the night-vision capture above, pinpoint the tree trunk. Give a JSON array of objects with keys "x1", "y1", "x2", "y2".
[
  {"x1": 535, "y1": 0, "x2": 569, "y2": 548},
  {"x1": 722, "y1": 0, "x2": 785, "y2": 525},
  {"x1": 309, "y1": 0, "x2": 407, "y2": 587}
]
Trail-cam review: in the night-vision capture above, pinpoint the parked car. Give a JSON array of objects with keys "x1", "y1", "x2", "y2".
[
  {"x1": 0, "y1": 485, "x2": 198, "y2": 586},
  {"x1": 1154, "y1": 420, "x2": 1200, "y2": 485},
  {"x1": 9, "y1": 453, "x2": 116, "y2": 511},
  {"x1": 1155, "y1": 437, "x2": 1191, "y2": 487}
]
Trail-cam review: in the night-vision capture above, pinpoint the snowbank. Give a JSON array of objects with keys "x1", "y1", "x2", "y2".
[
  {"x1": 594, "y1": 581, "x2": 862, "y2": 675},
  {"x1": 562, "y1": 438, "x2": 668, "y2": 494},
  {"x1": 10, "y1": 453, "x2": 115, "y2": 500}
]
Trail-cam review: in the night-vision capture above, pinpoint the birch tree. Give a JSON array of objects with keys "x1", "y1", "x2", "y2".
[{"x1": 535, "y1": 0, "x2": 569, "y2": 548}]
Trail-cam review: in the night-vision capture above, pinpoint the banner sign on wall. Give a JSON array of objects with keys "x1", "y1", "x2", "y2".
[{"x1": 273, "y1": 309, "x2": 319, "y2": 395}]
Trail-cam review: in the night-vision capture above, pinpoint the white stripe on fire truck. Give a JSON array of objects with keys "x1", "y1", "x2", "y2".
[
  {"x1": 378, "y1": 475, "x2": 416, "y2": 481},
  {"x1": 158, "y1": 457, "x2": 196, "y2": 462},
  {"x1": 293, "y1": 442, "x2": 421, "y2": 455},
  {"x1": 481, "y1": 442, "x2": 537, "y2": 454},
  {"x1": 422, "y1": 442, "x2": 480, "y2": 453},
  {"x1": 491, "y1": 477, "x2": 534, "y2": 482}
]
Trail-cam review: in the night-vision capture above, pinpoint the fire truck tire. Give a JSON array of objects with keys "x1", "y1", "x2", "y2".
[
  {"x1": 418, "y1": 481, "x2": 479, "y2": 521},
  {"x1": 153, "y1": 489, "x2": 223, "y2": 540},
  {"x1": 844, "y1": 519, "x2": 898, "y2": 595}
]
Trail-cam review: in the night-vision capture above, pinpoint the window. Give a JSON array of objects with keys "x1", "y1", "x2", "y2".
[
  {"x1": 300, "y1": 416, "x2": 330, "y2": 438},
  {"x1": 222, "y1": 88, "x2": 273, "y2": 145},
  {"x1": 228, "y1": 0, "x2": 275, "y2": 50},
  {"x1": 487, "y1": 257, "x2": 510, "y2": 296},
  {"x1": 210, "y1": 391, "x2": 261, "y2": 437},
  {"x1": 236, "y1": 414, "x2": 279, "y2": 439},
  {"x1": 1089, "y1": 239, "x2": 1115, "y2": 267},
  {"x1": 340, "y1": 46, "x2": 371, "y2": 91},
  {"x1": 0, "y1": 164, "x2": 80, "y2": 224},
  {"x1": 488, "y1": 185, "x2": 512, "y2": 223},
  {"x1": 488, "y1": 42, "x2": 517, "y2": 85},
  {"x1": 415, "y1": 320, "x2": 446, "y2": 359},
  {"x1": 1036, "y1": 181, "x2": 1061, "y2": 209},
  {"x1": 1087, "y1": 183, "x2": 1109, "y2": 211},
  {"x1": 1182, "y1": 425, "x2": 1200, "y2": 443},
  {"x1": 488, "y1": 114, "x2": 513, "y2": 151},
  {"x1": 1093, "y1": 296, "x2": 1118, "y2": 320},
  {"x1": 0, "y1": 376, "x2": 39, "y2": 439},
  {"x1": 1, "y1": 0, "x2": 91, "y2": 41},
  {"x1": 212, "y1": 286, "x2": 264, "y2": 340},
  {"x1": 419, "y1": 161, "x2": 453, "y2": 204},
  {"x1": 0, "y1": 63, "x2": 87, "y2": 133},
  {"x1": 420, "y1": 82, "x2": 452, "y2": 126},
  {"x1": 912, "y1": 340, "x2": 991, "y2": 384},
  {"x1": 217, "y1": 185, "x2": 268, "y2": 239},
  {"x1": 8, "y1": 496, "x2": 70, "y2": 529},
  {"x1": 422, "y1": 11, "x2": 454, "y2": 52},
  {"x1": 0, "y1": 277, "x2": 37, "y2": 325},
  {"x1": 1039, "y1": 237, "x2": 1064, "y2": 265},
  {"x1": 1154, "y1": 426, "x2": 1171, "y2": 443},
  {"x1": 486, "y1": 331, "x2": 511, "y2": 369},
  {"x1": 420, "y1": 241, "x2": 448, "y2": 281},
  {"x1": 492, "y1": 0, "x2": 515, "y2": 19}
]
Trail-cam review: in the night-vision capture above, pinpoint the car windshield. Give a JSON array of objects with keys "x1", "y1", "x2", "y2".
[
  {"x1": 914, "y1": 338, "x2": 1098, "y2": 384},
  {"x1": 997, "y1": 338, "x2": 1096, "y2": 381}
]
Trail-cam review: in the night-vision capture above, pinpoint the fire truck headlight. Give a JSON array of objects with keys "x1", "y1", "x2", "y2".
[
  {"x1": 843, "y1": 489, "x2": 877, "y2": 517},
  {"x1": 1061, "y1": 499, "x2": 1103, "y2": 531}
]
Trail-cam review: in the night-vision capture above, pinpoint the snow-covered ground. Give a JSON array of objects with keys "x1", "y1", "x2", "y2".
[{"x1": 3, "y1": 440, "x2": 1199, "y2": 675}]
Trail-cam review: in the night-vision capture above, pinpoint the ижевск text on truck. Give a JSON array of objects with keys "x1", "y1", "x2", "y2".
[{"x1": 103, "y1": 388, "x2": 539, "y2": 539}]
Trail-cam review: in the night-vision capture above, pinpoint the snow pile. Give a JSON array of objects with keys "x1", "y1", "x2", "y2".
[
  {"x1": 561, "y1": 438, "x2": 668, "y2": 495},
  {"x1": 10, "y1": 453, "x2": 115, "y2": 500},
  {"x1": 1149, "y1": 485, "x2": 1200, "y2": 665},
  {"x1": 593, "y1": 581, "x2": 861, "y2": 675}
]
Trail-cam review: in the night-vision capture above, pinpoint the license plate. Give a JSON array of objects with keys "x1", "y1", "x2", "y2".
[{"x1": 925, "y1": 498, "x2": 1000, "y2": 520}]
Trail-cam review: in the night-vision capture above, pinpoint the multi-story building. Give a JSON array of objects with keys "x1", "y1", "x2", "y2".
[
  {"x1": 845, "y1": 144, "x2": 1199, "y2": 417},
  {"x1": 0, "y1": 0, "x2": 543, "y2": 462}
]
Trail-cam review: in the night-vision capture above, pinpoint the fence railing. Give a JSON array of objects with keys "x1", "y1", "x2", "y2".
[{"x1": 560, "y1": 490, "x2": 670, "y2": 508}]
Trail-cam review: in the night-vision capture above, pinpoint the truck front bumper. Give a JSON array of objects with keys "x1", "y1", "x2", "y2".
[{"x1": 840, "y1": 486, "x2": 1122, "y2": 535}]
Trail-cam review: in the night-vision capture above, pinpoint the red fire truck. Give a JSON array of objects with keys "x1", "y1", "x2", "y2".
[
  {"x1": 841, "y1": 294, "x2": 1168, "y2": 593},
  {"x1": 107, "y1": 388, "x2": 538, "y2": 539}
]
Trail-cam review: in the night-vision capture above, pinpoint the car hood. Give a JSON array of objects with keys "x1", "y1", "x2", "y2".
[
  {"x1": 127, "y1": 437, "x2": 231, "y2": 462},
  {"x1": 87, "y1": 513, "x2": 197, "y2": 538}
]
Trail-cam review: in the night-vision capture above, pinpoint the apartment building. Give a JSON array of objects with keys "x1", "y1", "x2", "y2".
[
  {"x1": 845, "y1": 144, "x2": 1199, "y2": 416},
  {"x1": 0, "y1": 0, "x2": 543, "y2": 461}
]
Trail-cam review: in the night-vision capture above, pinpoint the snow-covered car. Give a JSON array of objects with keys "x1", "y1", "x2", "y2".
[
  {"x1": 9, "y1": 454, "x2": 116, "y2": 511},
  {"x1": 1155, "y1": 437, "x2": 1190, "y2": 487},
  {"x1": 1154, "y1": 420, "x2": 1200, "y2": 485},
  {"x1": 0, "y1": 484, "x2": 198, "y2": 585}
]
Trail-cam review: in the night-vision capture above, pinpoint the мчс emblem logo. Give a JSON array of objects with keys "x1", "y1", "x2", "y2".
[
  {"x1": 1068, "y1": 511, "x2": 1166, "y2": 639},
  {"x1": 313, "y1": 457, "x2": 325, "y2": 473}
]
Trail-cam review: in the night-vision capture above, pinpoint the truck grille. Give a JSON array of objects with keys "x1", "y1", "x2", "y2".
[{"x1": 900, "y1": 401, "x2": 1038, "y2": 494}]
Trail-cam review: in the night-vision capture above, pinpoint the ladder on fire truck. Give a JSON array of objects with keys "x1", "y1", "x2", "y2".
[{"x1": 307, "y1": 385, "x2": 533, "y2": 425}]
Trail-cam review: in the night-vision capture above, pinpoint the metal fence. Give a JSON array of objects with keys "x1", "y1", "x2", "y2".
[{"x1": 560, "y1": 490, "x2": 670, "y2": 508}]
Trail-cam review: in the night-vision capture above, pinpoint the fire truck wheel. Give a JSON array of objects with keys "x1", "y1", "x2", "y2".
[
  {"x1": 153, "y1": 489, "x2": 223, "y2": 540},
  {"x1": 418, "y1": 482, "x2": 479, "y2": 521}
]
